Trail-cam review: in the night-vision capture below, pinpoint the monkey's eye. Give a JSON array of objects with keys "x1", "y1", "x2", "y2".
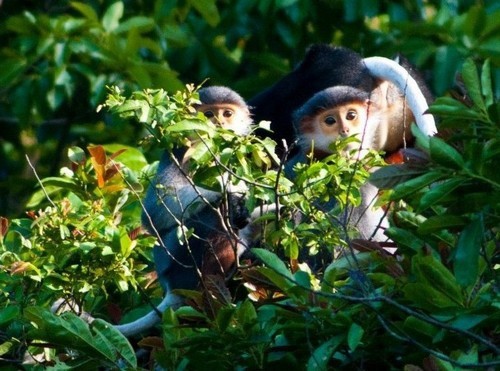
[
  {"x1": 324, "y1": 116, "x2": 337, "y2": 126},
  {"x1": 222, "y1": 110, "x2": 234, "y2": 118},
  {"x1": 346, "y1": 110, "x2": 357, "y2": 120},
  {"x1": 204, "y1": 110, "x2": 215, "y2": 119}
]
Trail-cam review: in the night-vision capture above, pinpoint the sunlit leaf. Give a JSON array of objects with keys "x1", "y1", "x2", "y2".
[
  {"x1": 102, "y1": 1, "x2": 124, "y2": 32},
  {"x1": 88, "y1": 145, "x2": 107, "y2": 188}
]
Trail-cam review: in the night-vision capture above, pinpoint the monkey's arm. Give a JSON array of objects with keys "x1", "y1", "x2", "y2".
[
  {"x1": 363, "y1": 56, "x2": 437, "y2": 137},
  {"x1": 141, "y1": 151, "x2": 223, "y2": 236}
]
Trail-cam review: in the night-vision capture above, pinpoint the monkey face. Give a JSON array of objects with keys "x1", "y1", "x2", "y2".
[
  {"x1": 196, "y1": 103, "x2": 251, "y2": 135},
  {"x1": 299, "y1": 103, "x2": 369, "y2": 154}
]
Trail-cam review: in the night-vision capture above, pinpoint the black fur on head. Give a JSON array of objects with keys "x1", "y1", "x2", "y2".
[
  {"x1": 248, "y1": 44, "x2": 375, "y2": 150},
  {"x1": 198, "y1": 86, "x2": 248, "y2": 109},
  {"x1": 292, "y1": 85, "x2": 369, "y2": 126}
]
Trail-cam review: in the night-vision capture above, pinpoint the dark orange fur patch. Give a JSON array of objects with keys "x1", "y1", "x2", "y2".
[
  {"x1": 201, "y1": 233, "x2": 237, "y2": 277},
  {"x1": 385, "y1": 150, "x2": 405, "y2": 164}
]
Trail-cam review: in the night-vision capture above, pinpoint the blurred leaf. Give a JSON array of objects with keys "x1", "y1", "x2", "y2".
[
  {"x1": 114, "y1": 16, "x2": 155, "y2": 34},
  {"x1": 0, "y1": 306, "x2": 19, "y2": 326},
  {"x1": 0, "y1": 60, "x2": 27, "y2": 86},
  {"x1": 102, "y1": 1, "x2": 124, "y2": 32},
  {"x1": 189, "y1": 0, "x2": 220, "y2": 27},
  {"x1": 71, "y1": 2, "x2": 99, "y2": 23},
  {"x1": 480, "y1": 59, "x2": 494, "y2": 108}
]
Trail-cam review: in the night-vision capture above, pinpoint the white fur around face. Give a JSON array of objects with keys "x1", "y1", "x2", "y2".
[
  {"x1": 298, "y1": 101, "x2": 385, "y2": 155},
  {"x1": 197, "y1": 103, "x2": 252, "y2": 136}
]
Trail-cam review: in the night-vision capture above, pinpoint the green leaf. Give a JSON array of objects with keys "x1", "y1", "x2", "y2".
[
  {"x1": 307, "y1": 336, "x2": 343, "y2": 371},
  {"x1": 114, "y1": 16, "x2": 155, "y2": 34},
  {"x1": 411, "y1": 124, "x2": 431, "y2": 153},
  {"x1": 418, "y1": 177, "x2": 465, "y2": 211},
  {"x1": 189, "y1": 0, "x2": 220, "y2": 27},
  {"x1": 429, "y1": 136, "x2": 464, "y2": 169},
  {"x1": 384, "y1": 227, "x2": 425, "y2": 253},
  {"x1": 369, "y1": 164, "x2": 427, "y2": 190},
  {"x1": 0, "y1": 60, "x2": 27, "y2": 86},
  {"x1": 461, "y1": 59, "x2": 486, "y2": 113},
  {"x1": 449, "y1": 314, "x2": 488, "y2": 331},
  {"x1": 411, "y1": 254, "x2": 463, "y2": 306},
  {"x1": 347, "y1": 323, "x2": 364, "y2": 351},
  {"x1": 427, "y1": 97, "x2": 483, "y2": 120},
  {"x1": 237, "y1": 300, "x2": 257, "y2": 327},
  {"x1": 454, "y1": 216, "x2": 483, "y2": 287},
  {"x1": 418, "y1": 215, "x2": 467, "y2": 234},
  {"x1": 0, "y1": 306, "x2": 20, "y2": 326},
  {"x1": 102, "y1": 1, "x2": 124, "y2": 32},
  {"x1": 404, "y1": 282, "x2": 461, "y2": 309},
  {"x1": 68, "y1": 146, "x2": 86, "y2": 164},
  {"x1": 71, "y1": 2, "x2": 99, "y2": 23},
  {"x1": 251, "y1": 248, "x2": 293, "y2": 282},
  {"x1": 90, "y1": 319, "x2": 137, "y2": 369},
  {"x1": 216, "y1": 307, "x2": 235, "y2": 332},
  {"x1": 390, "y1": 171, "x2": 443, "y2": 200},
  {"x1": 403, "y1": 316, "x2": 438, "y2": 340},
  {"x1": 25, "y1": 307, "x2": 136, "y2": 368},
  {"x1": 480, "y1": 59, "x2": 494, "y2": 107},
  {"x1": 166, "y1": 119, "x2": 215, "y2": 134}
]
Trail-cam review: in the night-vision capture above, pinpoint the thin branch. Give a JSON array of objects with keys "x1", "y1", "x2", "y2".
[{"x1": 25, "y1": 154, "x2": 57, "y2": 209}]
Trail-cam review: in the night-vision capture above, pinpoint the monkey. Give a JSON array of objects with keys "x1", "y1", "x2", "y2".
[
  {"x1": 113, "y1": 86, "x2": 253, "y2": 337},
  {"x1": 248, "y1": 43, "x2": 436, "y2": 156},
  {"x1": 249, "y1": 44, "x2": 374, "y2": 154},
  {"x1": 285, "y1": 85, "x2": 395, "y2": 242},
  {"x1": 284, "y1": 54, "x2": 437, "y2": 243}
]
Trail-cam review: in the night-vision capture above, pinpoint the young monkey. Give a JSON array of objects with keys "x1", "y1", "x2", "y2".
[
  {"x1": 114, "y1": 86, "x2": 253, "y2": 337},
  {"x1": 292, "y1": 83, "x2": 412, "y2": 161},
  {"x1": 287, "y1": 58, "x2": 436, "y2": 242}
]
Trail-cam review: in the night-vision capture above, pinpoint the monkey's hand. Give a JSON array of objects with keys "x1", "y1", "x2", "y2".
[{"x1": 228, "y1": 193, "x2": 250, "y2": 229}]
